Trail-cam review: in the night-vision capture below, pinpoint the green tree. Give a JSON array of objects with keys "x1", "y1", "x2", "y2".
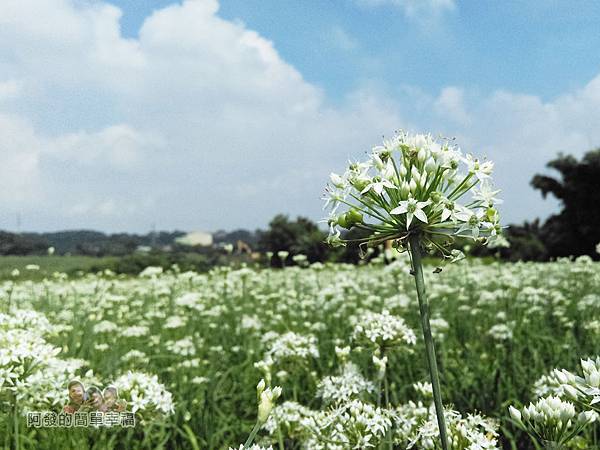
[
  {"x1": 258, "y1": 215, "x2": 329, "y2": 264},
  {"x1": 531, "y1": 149, "x2": 600, "y2": 259}
]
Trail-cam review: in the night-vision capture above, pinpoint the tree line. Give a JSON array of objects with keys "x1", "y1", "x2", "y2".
[{"x1": 1, "y1": 148, "x2": 599, "y2": 263}]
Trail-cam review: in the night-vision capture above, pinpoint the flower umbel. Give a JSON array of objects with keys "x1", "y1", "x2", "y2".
[{"x1": 322, "y1": 131, "x2": 502, "y2": 256}]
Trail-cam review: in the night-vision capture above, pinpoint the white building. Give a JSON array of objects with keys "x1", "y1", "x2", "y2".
[{"x1": 175, "y1": 231, "x2": 213, "y2": 247}]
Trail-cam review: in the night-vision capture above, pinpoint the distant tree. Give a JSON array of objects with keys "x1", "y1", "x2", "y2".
[
  {"x1": 503, "y1": 220, "x2": 548, "y2": 261},
  {"x1": 258, "y1": 215, "x2": 329, "y2": 264},
  {"x1": 531, "y1": 149, "x2": 600, "y2": 259},
  {"x1": 0, "y1": 231, "x2": 49, "y2": 255},
  {"x1": 213, "y1": 229, "x2": 260, "y2": 247}
]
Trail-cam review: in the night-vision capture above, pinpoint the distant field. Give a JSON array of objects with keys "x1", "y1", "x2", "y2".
[{"x1": 0, "y1": 255, "x2": 116, "y2": 280}]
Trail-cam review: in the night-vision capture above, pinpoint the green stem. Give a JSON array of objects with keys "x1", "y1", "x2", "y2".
[
  {"x1": 13, "y1": 393, "x2": 19, "y2": 450},
  {"x1": 243, "y1": 421, "x2": 262, "y2": 449},
  {"x1": 408, "y1": 233, "x2": 449, "y2": 450}
]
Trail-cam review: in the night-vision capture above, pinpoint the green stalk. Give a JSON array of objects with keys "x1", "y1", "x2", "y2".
[
  {"x1": 407, "y1": 233, "x2": 449, "y2": 450},
  {"x1": 13, "y1": 393, "x2": 19, "y2": 450},
  {"x1": 243, "y1": 421, "x2": 262, "y2": 449}
]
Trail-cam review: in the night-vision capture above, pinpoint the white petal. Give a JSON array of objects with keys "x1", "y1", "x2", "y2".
[
  {"x1": 390, "y1": 203, "x2": 408, "y2": 215},
  {"x1": 454, "y1": 211, "x2": 471, "y2": 222},
  {"x1": 441, "y1": 209, "x2": 451, "y2": 222},
  {"x1": 414, "y1": 209, "x2": 428, "y2": 224},
  {"x1": 406, "y1": 212, "x2": 414, "y2": 229}
]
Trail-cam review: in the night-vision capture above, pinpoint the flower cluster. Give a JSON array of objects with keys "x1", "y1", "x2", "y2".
[
  {"x1": 397, "y1": 406, "x2": 498, "y2": 449},
  {"x1": 352, "y1": 309, "x2": 417, "y2": 348},
  {"x1": 229, "y1": 445, "x2": 273, "y2": 450},
  {"x1": 509, "y1": 397, "x2": 595, "y2": 447},
  {"x1": 316, "y1": 363, "x2": 376, "y2": 404},
  {"x1": 0, "y1": 309, "x2": 62, "y2": 402},
  {"x1": 322, "y1": 131, "x2": 502, "y2": 256},
  {"x1": 263, "y1": 332, "x2": 320, "y2": 365},
  {"x1": 304, "y1": 399, "x2": 393, "y2": 449},
  {"x1": 553, "y1": 357, "x2": 600, "y2": 412},
  {"x1": 113, "y1": 371, "x2": 175, "y2": 415}
]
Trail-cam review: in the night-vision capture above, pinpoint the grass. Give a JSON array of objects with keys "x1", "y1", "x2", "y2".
[{"x1": 0, "y1": 256, "x2": 117, "y2": 281}]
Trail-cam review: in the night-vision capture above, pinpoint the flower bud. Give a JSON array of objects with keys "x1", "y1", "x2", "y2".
[
  {"x1": 563, "y1": 384, "x2": 579, "y2": 400},
  {"x1": 486, "y1": 207, "x2": 498, "y2": 222},
  {"x1": 257, "y1": 386, "x2": 282, "y2": 423},
  {"x1": 411, "y1": 165, "x2": 420, "y2": 180},
  {"x1": 409, "y1": 179, "x2": 417, "y2": 193},
  {"x1": 330, "y1": 173, "x2": 345, "y2": 188},
  {"x1": 578, "y1": 411, "x2": 597, "y2": 424},
  {"x1": 351, "y1": 177, "x2": 369, "y2": 192},
  {"x1": 256, "y1": 379, "x2": 266, "y2": 396},
  {"x1": 372, "y1": 355, "x2": 388, "y2": 381},
  {"x1": 399, "y1": 164, "x2": 408, "y2": 178},
  {"x1": 509, "y1": 406, "x2": 522, "y2": 422},
  {"x1": 425, "y1": 157, "x2": 436, "y2": 173},
  {"x1": 346, "y1": 208, "x2": 364, "y2": 226},
  {"x1": 337, "y1": 213, "x2": 349, "y2": 229},
  {"x1": 553, "y1": 369, "x2": 568, "y2": 384},
  {"x1": 400, "y1": 181, "x2": 410, "y2": 198},
  {"x1": 430, "y1": 192, "x2": 442, "y2": 203}
]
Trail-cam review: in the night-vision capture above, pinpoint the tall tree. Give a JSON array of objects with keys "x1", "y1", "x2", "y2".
[
  {"x1": 531, "y1": 149, "x2": 600, "y2": 259},
  {"x1": 258, "y1": 215, "x2": 329, "y2": 263}
]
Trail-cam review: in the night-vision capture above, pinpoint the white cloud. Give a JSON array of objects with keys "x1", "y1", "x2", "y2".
[
  {"x1": 356, "y1": 0, "x2": 456, "y2": 18},
  {"x1": 0, "y1": 113, "x2": 42, "y2": 206},
  {"x1": 434, "y1": 87, "x2": 471, "y2": 125},
  {"x1": 0, "y1": 0, "x2": 408, "y2": 231},
  {"x1": 48, "y1": 125, "x2": 164, "y2": 169},
  {"x1": 427, "y1": 75, "x2": 600, "y2": 222},
  {"x1": 0, "y1": 0, "x2": 599, "y2": 232},
  {"x1": 0, "y1": 80, "x2": 21, "y2": 101},
  {"x1": 329, "y1": 25, "x2": 359, "y2": 51}
]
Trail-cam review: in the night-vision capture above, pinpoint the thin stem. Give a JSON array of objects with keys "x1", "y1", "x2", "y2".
[
  {"x1": 243, "y1": 421, "x2": 262, "y2": 449},
  {"x1": 13, "y1": 393, "x2": 19, "y2": 450},
  {"x1": 407, "y1": 233, "x2": 449, "y2": 450}
]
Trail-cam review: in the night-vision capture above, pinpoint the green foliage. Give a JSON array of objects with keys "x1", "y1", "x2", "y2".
[
  {"x1": 0, "y1": 231, "x2": 49, "y2": 256},
  {"x1": 0, "y1": 255, "x2": 117, "y2": 281},
  {"x1": 258, "y1": 214, "x2": 330, "y2": 264},
  {"x1": 89, "y1": 252, "x2": 215, "y2": 275},
  {"x1": 531, "y1": 149, "x2": 600, "y2": 259},
  {"x1": 2, "y1": 260, "x2": 600, "y2": 449}
]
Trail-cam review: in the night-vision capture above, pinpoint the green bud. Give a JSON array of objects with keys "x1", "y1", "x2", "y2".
[
  {"x1": 400, "y1": 181, "x2": 410, "y2": 198},
  {"x1": 346, "y1": 209, "x2": 364, "y2": 225},
  {"x1": 337, "y1": 213, "x2": 349, "y2": 229},
  {"x1": 352, "y1": 178, "x2": 369, "y2": 192}
]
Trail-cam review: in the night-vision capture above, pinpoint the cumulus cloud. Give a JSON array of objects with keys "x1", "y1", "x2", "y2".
[
  {"x1": 0, "y1": 0, "x2": 598, "y2": 232},
  {"x1": 48, "y1": 125, "x2": 164, "y2": 169},
  {"x1": 0, "y1": 0, "x2": 407, "y2": 231}
]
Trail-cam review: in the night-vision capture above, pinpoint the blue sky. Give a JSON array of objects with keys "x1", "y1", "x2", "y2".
[
  {"x1": 1, "y1": 0, "x2": 600, "y2": 232},
  {"x1": 116, "y1": 0, "x2": 600, "y2": 101}
]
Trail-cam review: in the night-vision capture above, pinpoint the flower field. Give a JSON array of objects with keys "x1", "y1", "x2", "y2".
[{"x1": 1, "y1": 256, "x2": 599, "y2": 449}]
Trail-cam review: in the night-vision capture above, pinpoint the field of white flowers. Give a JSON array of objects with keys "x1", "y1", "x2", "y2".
[{"x1": 1, "y1": 255, "x2": 599, "y2": 449}]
